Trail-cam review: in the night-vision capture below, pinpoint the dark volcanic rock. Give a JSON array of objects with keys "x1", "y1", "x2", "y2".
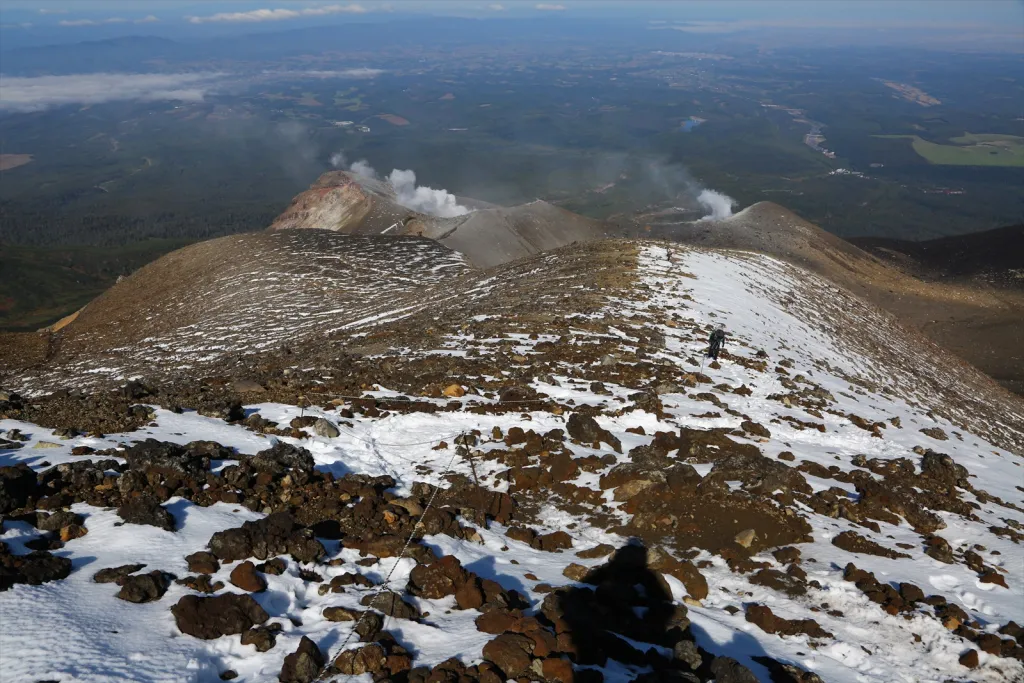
[
  {"x1": 117, "y1": 495, "x2": 176, "y2": 531},
  {"x1": 710, "y1": 656, "x2": 759, "y2": 683},
  {"x1": 208, "y1": 512, "x2": 325, "y2": 564},
  {"x1": 241, "y1": 624, "x2": 280, "y2": 652},
  {"x1": 749, "y1": 568, "x2": 807, "y2": 598},
  {"x1": 122, "y1": 439, "x2": 210, "y2": 479},
  {"x1": 36, "y1": 510, "x2": 84, "y2": 532},
  {"x1": 832, "y1": 531, "x2": 910, "y2": 559},
  {"x1": 171, "y1": 593, "x2": 269, "y2": 639},
  {"x1": 566, "y1": 414, "x2": 622, "y2": 453},
  {"x1": 116, "y1": 570, "x2": 172, "y2": 603},
  {"x1": 920, "y1": 451, "x2": 968, "y2": 487},
  {"x1": 360, "y1": 592, "x2": 420, "y2": 619},
  {"x1": 176, "y1": 574, "x2": 224, "y2": 594},
  {"x1": 0, "y1": 546, "x2": 73, "y2": 590},
  {"x1": 0, "y1": 463, "x2": 37, "y2": 513},
  {"x1": 279, "y1": 635, "x2": 324, "y2": 683},
  {"x1": 708, "y1": 451, "x2": 810, "y2": 496},
  {"x1": 247, "y1": 443, "x2": 315, "y2": 475},
  {"x1": 94, "y1": 563, "x2": 146, "y2": 584}
]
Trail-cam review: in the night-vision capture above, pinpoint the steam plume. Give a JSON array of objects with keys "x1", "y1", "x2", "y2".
[
  {"x1": 349, "y1": 159, "x2": 378, "y2": 179},
  {"x1": 330, "y1": 152, "x2": 470, "y2": 218},
  {"x1": 697, "y1": 189, "x2": 736, "y2": 221},
  {"x1": 387, "y1": 169, "x2": 470, "y2": 218}
]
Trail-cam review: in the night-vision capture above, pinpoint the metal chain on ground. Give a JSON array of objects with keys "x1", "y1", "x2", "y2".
[
  {"x1": 313, "y1": 436, "x2": 466, "y2": 681},
  {"x1": 302, "y1": 390, "x2": 554, "y2": 405},
  {"x1": 332, "y1": 421, "x2": 472, "y2": 450}
]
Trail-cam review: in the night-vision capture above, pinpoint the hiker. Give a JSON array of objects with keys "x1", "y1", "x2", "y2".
[{"x1": 707, "y1": 325, "x2": 727, "y2": 360}]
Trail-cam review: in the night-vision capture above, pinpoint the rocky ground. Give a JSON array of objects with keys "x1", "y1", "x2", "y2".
[{"x1": 1, "y1": 241, "x2": 1022, "y2": 683}]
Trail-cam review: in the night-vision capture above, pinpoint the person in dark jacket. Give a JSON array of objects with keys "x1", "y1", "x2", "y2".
[{"x1": 707, "y1": 325, "x2": 727, "y2": 360}]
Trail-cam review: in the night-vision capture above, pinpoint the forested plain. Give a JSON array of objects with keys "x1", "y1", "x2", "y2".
[{"x1": 2, "y1": 36, "x2": 1022, "y2": 329}]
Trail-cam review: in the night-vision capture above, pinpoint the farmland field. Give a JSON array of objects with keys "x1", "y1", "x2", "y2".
[
  {"x1": 0, "y1": 154, "x2": 33, "y2": 171},
  {"x1": 875, "y1": 133, "x2": 1024, "y2": 166}
]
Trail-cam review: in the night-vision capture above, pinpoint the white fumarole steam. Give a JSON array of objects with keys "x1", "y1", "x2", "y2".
[
  {"x1": 697, "y1": 189, "x2": 736, "y2": 221},
  {"x1": 330, "y1": 152, "x2": 470, "y2": 218}
]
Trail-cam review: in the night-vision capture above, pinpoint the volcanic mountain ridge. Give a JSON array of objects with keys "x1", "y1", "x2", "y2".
[{"x1": 0, "y1": 176, "x2": 1022, "y2": 683}]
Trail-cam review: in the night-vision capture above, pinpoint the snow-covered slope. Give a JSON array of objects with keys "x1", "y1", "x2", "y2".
[{"x1": 1, "y1": 243, "x2": 1021, "y2": 683}]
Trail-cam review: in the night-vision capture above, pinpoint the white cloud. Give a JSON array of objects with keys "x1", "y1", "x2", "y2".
[
  {"x1": 38, "y1": 8, "x2": 68, "y2": 15},
  {"x1": 535, "y1": 3, "x2": 566, "y2": 10},
  {"x1": 58, "y1": 16, "x2": 160, "y2": 27},
  {"x1": 60, "y1": 17, "x2": 126, "y2": 26},
  {"x1": 286, "y1": 68, "x2": 385, "y2": 78},
  {"x1": 0, "y1": 72, "x2": 225, "y2": 113},
  {"x1": 187, "y1": 4, "x2": 368, "y2": 24},
  {"x1": 488, "y1": 3, "x2": 506, "y2": 11}
]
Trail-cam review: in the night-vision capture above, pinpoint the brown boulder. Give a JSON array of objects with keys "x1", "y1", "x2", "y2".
[
  {"x1": 455, "y1": 579, "x2": 486, "y2": 610},
  {"x1": 536, "y1": 531, "x2": 573, "y2": 552},
  {"x1": 241, "y1": 625, "x2": 279, "y2": 652},
  {"x1": 646, "y1": 548, "x2": 708, "y2": 601},
  {"x1": 746, "y1": 604, "x2": 832, "y2": 639},
  {"x1": 549, "y1": 453, "x2": 580, "y2": 482},
  {"x1": 577, "y1": 544, "x2": 615, "y2": 560},
  {"x1": 186, "y1": 551, "x2": 220, "y2": 574},
  {"x1": 482, "y1": 633, "x2": 535, "y2": 678},
  {"x1": 334, "y1": 643, "x2": 387, "y2": 675},
  {"x1": 407, "y1": 555, "x2": 469, "y2": 599},
  {"x1": 476, "y1": 609, "x2": 520, "y2": 634},
  {"x1": 832, "y1": 531, "x2": 910, "y2": 559},
  {"x1": 229, "y1": 561, "x2": 267, "y2": 592},
  {"x1": 323, "y1": 606, "x2": 360, "y2": 622},
  {"x1": 980, "y1": 571, "x2": 1008, "y2": 588},
  {"x1": 541, "y1": 656, "x2": 574, "y2": 682},
  {"x1": 958, "y1": 649, "x2": 979, "y2": 669},
  {"x1": 279, "y1": 636, "x2": 324, "y2": 683}
]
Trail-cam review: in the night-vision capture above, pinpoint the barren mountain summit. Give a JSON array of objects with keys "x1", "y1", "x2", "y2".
[
  {"x1": 268, "y1": 170, "x2": 614, "y2": 267},
  {"x1": 268, "y1": 170, "x2": 434, "y2": 235}
]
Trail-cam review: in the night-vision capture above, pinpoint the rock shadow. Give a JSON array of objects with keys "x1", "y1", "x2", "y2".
[
  {"x1": 553, "y1": 540, "x2": 797, "y2": 682},
  {"x1": 555, "y1": 539, "x2": 684, "y2": 673},
  {"x1": 464, "y1": 555, "x2": 531, "y2": 600}
]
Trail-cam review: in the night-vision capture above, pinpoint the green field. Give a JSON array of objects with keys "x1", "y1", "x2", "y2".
[{"x1": 875, "y1": 132, "x2": 1024, "y2": 166}]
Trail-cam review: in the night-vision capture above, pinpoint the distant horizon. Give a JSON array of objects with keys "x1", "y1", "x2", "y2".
[{"x1": 1, "y1": 0, "x2": 1022, "y2": 53}]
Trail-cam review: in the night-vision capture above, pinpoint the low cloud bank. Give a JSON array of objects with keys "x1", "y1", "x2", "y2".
[
  {"x1": 0, "y1": 72, "x2": 224, "y2": 112},
  {"x1": 331, "y1": 153, "x2": 471, "y2": 218},
  {"x1": 187, "y1": 4, "x2": 367, "y2": 24},
  {"x1": 59, "y1": 15, "x2": 158, "y2": 27},
  {"x1": 276, "y1": 69, "x2": 384, "y2": 79}
]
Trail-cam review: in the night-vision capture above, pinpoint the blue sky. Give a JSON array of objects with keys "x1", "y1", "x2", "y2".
[
  {"x1": 1, "y1": 0, "x2": 1021, "y2": 50},
  {"x1": 2, "y1": 0, "x2": 1021, "y2": 25}
]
